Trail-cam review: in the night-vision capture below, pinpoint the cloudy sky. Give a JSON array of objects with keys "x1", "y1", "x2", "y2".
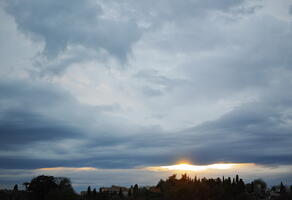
[{"x1": 1, "y1": 0, "x2": 292, "y2": 191}]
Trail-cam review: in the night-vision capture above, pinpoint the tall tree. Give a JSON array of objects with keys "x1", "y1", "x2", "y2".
[{"x1": 87, "y1": 186, "x2": 92, "y2": 200}]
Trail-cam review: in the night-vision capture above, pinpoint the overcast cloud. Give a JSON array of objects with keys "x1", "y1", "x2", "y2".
[{"x1": 0, "y1": 0, "x2": 292, "y2": 189}]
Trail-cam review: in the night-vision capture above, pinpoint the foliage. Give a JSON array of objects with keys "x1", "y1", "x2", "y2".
[
  {"x1": 26, "y1": 175, "x2": 78, "y2": 200},
  {"x1": 1, "y1": 174, "x2": 292, "y2": 200}
]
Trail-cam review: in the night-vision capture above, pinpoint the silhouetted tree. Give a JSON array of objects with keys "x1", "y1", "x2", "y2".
[
  {"x1": 23, "y1": 182, "x2": 30, "y2": 190},
  {"x1": 92, "y1": 188, "x2": 97, "y2": 200},
  {"x1": 227, "y1": 177, "x2": 231, "y2": 185},
  {"x1": 251, "y1": 181, "x2": 254, "y2": 192},
  {"x1": 252, "y1": 179, "x2": 267, "y2": 199},
  {"x1": 253, "y1": 179, "x2": 267, "y2": 191},
  {"x1": 23, "y1": 175, "x2": 77, "y2": 200},
  {"x1": 238, "y1": 179, "x2": 245, "y2": 192},
  {"x1": 157, "y1": 179, "x2": 165, "y2": 193},
  {"x1": 8, "y1": 174, "x2": 292, "y2": 200},
  {"x1": 133, "y1": 184, "x2": 139, "y2": 197},
  {"x1": 13, "y1": 184, "x2": 18, "y2": 191},
  {"x1": 280, "y1": 182, "x2": 286, "y2": 194},
  {"x1": 27, "y1": 175, "x2": 57, "y2": 200},
  {"x1": 86, "y1": 186, "x2": 92, "y2": 200}
]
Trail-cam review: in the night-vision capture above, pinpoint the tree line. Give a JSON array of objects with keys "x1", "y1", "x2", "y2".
[{"x1": 0, "y1": 174, "x2": 291, "y2": 200}]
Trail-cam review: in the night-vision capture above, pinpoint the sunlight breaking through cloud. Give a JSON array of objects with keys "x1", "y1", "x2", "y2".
[
  {"x1": 147, "y1": 163, "x2": 255, "y2": 172},
  {"x1": 37, "y1": 167, "x2": 99, "y2": 171}
]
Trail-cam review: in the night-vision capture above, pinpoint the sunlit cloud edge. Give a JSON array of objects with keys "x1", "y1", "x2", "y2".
[
  {"x1": 36, "y1": 162, "x2": 255, "y2": 173},
  {"x1": 146, "y1": 163, "x2": 255, "y2": 172}
]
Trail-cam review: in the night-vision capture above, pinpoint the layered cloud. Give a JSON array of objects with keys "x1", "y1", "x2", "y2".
[{"x1": 0, "y1": 0, "x2": 292, "y2": 189}]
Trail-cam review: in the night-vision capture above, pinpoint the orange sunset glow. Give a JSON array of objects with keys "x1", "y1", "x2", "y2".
[
  {"x1": 37, "y1": 167, "x2": 98, "y2": 171},
  {"x1": 147, "y1": 162, "x2": 255, "y2": 172}
]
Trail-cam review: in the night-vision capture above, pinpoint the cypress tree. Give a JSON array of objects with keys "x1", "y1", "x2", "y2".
[{"x1": 87, "y1": 186, "x2": 92, "y2": 200}]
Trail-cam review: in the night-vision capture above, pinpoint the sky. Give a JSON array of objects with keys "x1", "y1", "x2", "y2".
[{"x1": 0, "y1": 0, "x2": 292, "y2": 192}]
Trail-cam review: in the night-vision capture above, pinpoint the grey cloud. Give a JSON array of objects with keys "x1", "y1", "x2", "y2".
[
  {"x1": 0, "y1": 79, "x2": 173, "y2": 169},
  {"x1": 32, "y1": 47, "x2": 100, "y2": 76},
  {"x1": 4, "y1": 0, "x2": 141, "y2": 61},
  {"x1": 0, "y1": 158, "x2": 85, "y2": 170},
  {"x1": 182, "y1": 91, "x2": 292, "y2": 165},
  {"x1": 102, "y1": 0, "x2": 246, "y2": 25},
  {"x1": 0, "y1": 110, "x2": 81, "y2": 148},
  {"x1": 0, "y1": 79, "x2": 86, "y2": 153},
  {"x1": 0, "y1": 79, "x2": 74, "y2": 106},
  {"x1": 141, "y1": 87, "x2": 163, "y2": 97},
  {"x1": 134, "y1": 70, "x2": 177, "y2": 86},
  {"x1": 1, "y1": 0, "x2": 292, "y2": 188},
  {"x1": 0, "y1": 79, "x2": 177, "y2": 169},
  {"x1": 173, "y1": 16, "x2": 292, "y2": 102},
  {"x1": 0, "y1": 80, "x2": 122, "y2": 162},
  {"x1": 1, "y1": 65, "x2": 292, "y2": 172},
  {"x1": 82, "y1": 87, "x2": 292, "y2": 167},
  {"x1": 1, "y1": 77, "x2": 292, "y2": 171},
  {"x1": 133, "y1": 70, "x2": 187, "y2": 97},
  {"x1": 2, "y1": 0, "x2": 251, "y2": 77}
]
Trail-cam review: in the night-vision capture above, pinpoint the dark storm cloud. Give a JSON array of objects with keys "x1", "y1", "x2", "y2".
[{"x1": 4, "y1": 0, "x2": 141, "y2": 61}]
